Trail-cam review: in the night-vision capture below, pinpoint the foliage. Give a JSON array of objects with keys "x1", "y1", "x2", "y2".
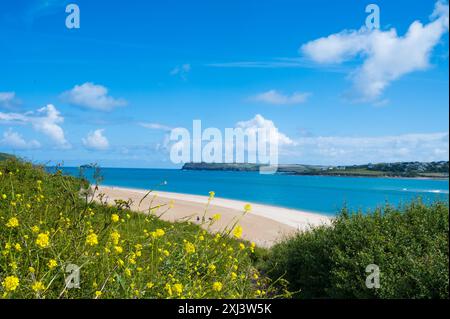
[
  {"x1": 0, "y1": 159, "x2": 287, "y2": 299},
  {"x1": 263, "y1": 201, "x2": 449, "y2": 299}
]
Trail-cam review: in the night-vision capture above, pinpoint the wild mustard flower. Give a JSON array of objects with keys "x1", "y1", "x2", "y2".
[
  {"x1": 48, "y1": 259, "x2": 58, "y2": 270},
  {"x1": 208, "y1": 264, "x2": 216, "y2": 272},
  {"x1": 155, "y1": 228, "x2": 165, "y2": 237},
  {"x1": 2, "y1": 276, "x2": 19, "y2": 292},
  {"x1": 111, "y1": 214, "x2": 120, "y2": 223},
  {"x1": 173, "y1": 283, "x2": 183, "y2": 296},
  {"x1": 6, "y1": 217, "x2": 19, "y2": 228},
  {"x1": 14, "y1": 243, "x2": 22, "y2": 251},
  {"x1": 244, "y1": 204, "x2": 252, "y2": 213},
  {"x1": 212, "y1": 282, "x2": 223, "y2": 292},
  {"x1": 110, "y1": 231, "x2": 120, "y2": 245},
  {"x1": 184, "y1": 241, "x2": 196, "y2": 254},
  {"x1": 86, "y1": 233, "x2": 98, "y2": 246},
  {"x1": 31, "y1": 225, "x2": 40, "y2": 233},
  {"x1": 95, "y1": 291, "x2": 102, "y2": 298},
  {"x1": 209, "y1": 191, "x2": 215, "y2": 199},
  {"x1": 28, "y1": 267, "x2": 35, "y2": 273},
  {"x1": 212, "y1": 214, "x2": 221, "y2": 221},
  {"x1": 233, "y1": 225, "x2": 243, "y2": 239},
  {"x1": 32, "y1": 281, "x2": 45, "y2": 292},
  {"x1": 239, "y1": 243, "x2": 245, "y2": 250},
  {"x1": 35, "y1": 233, "x2": 50, "y2": 248},
  {"x1": 231, "y1": 272, "x2": 237, "y2": 280},
  {"x1": 114, "y1": 246, "x2": 123, "y2": 254}
]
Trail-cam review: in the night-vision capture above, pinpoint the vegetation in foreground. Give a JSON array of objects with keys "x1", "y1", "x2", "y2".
[
  {"x1": 263, "y1": 200, "x2": 449, "y2": 299},
  {"x1": 1, "y1": 155, "x2": 448, "y2": 299},
  {"x1": 0, "y1": 158, "x2": 287, "y2": 298}
]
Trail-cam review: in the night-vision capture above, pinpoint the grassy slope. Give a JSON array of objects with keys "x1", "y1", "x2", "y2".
[{"x1": 0, "y1": 159, "x2": 285, "y2": 299}]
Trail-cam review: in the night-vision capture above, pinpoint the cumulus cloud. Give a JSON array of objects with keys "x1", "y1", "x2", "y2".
[
  {"x1": 235, "y1": 114, "x2": 295, "y2": 147},
  {"x1": 82, "y1": 129, "x2": 110, "y2": 151},
  {"x1": 0, "y1": 92, "x2": 18, "y2": 109},
  {"x1": 61, "y1": 82, "x2": 127, "y2": 111},
  {"x1": 0, "y1": 129, "x2": 40, "y2": 150},
  {"x1": 301, "y1": 0, "x2": 449, "y2": 102},
  {"x1": 0, "y1": 104, "x2": 70, "y2": 148},
  {"x1": 251, "y1": 90, "x2": 310, "y2": 105}
]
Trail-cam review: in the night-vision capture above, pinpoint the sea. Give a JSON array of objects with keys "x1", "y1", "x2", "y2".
[{"x1": 58, "y1": 167, "x2": 449, "y2": 216}]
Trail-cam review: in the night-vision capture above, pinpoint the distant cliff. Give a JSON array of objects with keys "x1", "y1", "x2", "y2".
[{"x1": 182, "y1": 161, "x2": 449, "y2": 178}]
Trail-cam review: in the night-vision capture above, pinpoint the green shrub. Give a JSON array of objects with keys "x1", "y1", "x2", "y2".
[{"x1": 262, "y1": 201, "x2": 449, "y2": 299}]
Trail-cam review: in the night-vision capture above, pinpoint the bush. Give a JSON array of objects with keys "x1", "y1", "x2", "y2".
[
  {"x1": 0, "y1": 159, "x2": 287, "y2": 299},
  {"x1": 262, "y1": 201, "x2": 449, "y2": 299}
]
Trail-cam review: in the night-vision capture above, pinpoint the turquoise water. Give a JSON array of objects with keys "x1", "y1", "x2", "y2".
[{"x1": 59, "y1": 167, "x2": 449, "y2": 216}]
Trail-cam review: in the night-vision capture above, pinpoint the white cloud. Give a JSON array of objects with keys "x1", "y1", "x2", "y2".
[
  {"x1": 301, "y1": 0, "x2": 449, "y2": 102},
  {"x1": 235, "y1": 114, "x2": 295, "y2": 147},
  {"x1": 0, "y1": 104, "x2": 70, "y2": 148},
  {"x1": 82, "y1": 129, "x2": 110, "y2": 151},
  {"x1": 170, "y1": 64, "x2": 191, "y2": 80},
  {"x1": 61, "y1": 82, "x2": 127, "y2": 111},
  {"x1": 0, "y1": 129, "x2": 40, "y2": 150},
  {"x1": 0, "y1": 92, "x2": 17, "y2": 109},
  {"x1": 139, "y1": 122, "x2": 172, "y2": 131},
  {"x1": 251, "y1": 90, "x2": 310, "y2": 105}
]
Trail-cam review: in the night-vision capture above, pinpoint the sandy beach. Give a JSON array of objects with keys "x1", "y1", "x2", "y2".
[{"x1": 95, "y1": 185, "x2": 331, "y2": 247}]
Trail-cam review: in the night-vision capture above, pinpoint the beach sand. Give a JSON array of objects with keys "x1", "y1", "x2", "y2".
[{"x1": 95, "y1": 186, "x2": 332, "y2": 247}]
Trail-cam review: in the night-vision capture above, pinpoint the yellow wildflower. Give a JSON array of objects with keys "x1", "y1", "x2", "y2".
[
  {"x1": 212, "y1": 214, "x2": 221, "y2": 221},
  {"x1": 231, "y1": 272, "x2": 237, "y2": 280},
  {"x1": 233, "y1": 225, "x2": 243, "y2": 239},
  {"x1": 85, "y1": 233, "x2": 98, "y2": 246},
  {"x1": 146, "y1": 282, "x2": 154, "y2": 289},
  {"x1": 209, "y1": 191, "x2": 215, "y2": 199},
  {"x1": 95, "y1": 291, "x2": 102, "y2": 298},
  {"x1": 212, "y1": 281, "x2": 223, "y2": 292},
  {"x1": 239, "y1": 243, "x2": 245, "y2": 250},
  {"x1": 111, "y1": 214, "x2": 119, "y2": 223},
  {"x1": 184, "y1": 241, "x2": 196, "y2": 254},
  {"x1": 32, "y1": 281, "x2": 45, "y2": 292},
  {"x1": 14, "y1": 243, "x2": 22, "y2": 251},
  {"x1": 110, "y1": 231, "x2": 120, "y2": 245},
  {"x1": 6, "y1": 217, "x2": 19, "y2": 228},
  {"x1": 114, "y1": 246, "x2": 123, "y2": 254},
  {"x1": 208, "y1": 264, "x2": 216, "y2": 272},
  {"x1": 155, "y1": 228, "x2": 165, "y2": 237},
  {"x1": 36, "y1": 233, "x2": 50, "y2": 248},
  {"x1": 173, "y1": 283, "x2": 183, "y2": 296},
  {"x1": 244, "y1": 203, "x2": 252, "y2": 213},
  {"x1": 2, "y1": 276, "x2": 19, "y2": 292},
  {"x1": 47, "y1": 259, "x2": 58, "y2": 270},
  {"x1": 28, "y1": 267, "x2": 35, "y2": 273}
]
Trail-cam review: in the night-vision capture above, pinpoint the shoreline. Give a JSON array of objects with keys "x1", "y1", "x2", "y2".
[{"x1": 95, "y1": 185, "x2": 332, "y2": 247}]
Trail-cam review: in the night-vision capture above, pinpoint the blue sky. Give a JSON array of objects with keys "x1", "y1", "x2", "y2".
[{"x1": 0, "y1": 0, "x2": 449, "y2": 167}]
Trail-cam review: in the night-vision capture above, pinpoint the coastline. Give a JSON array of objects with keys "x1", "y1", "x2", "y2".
[{"x1": 95, "y1": 185, "x2": 332, "y2": 247}]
